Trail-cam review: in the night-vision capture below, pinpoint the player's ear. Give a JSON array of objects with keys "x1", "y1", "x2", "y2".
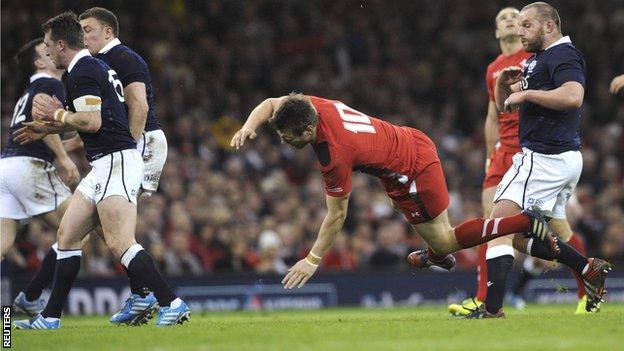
[{"x1": 33, "y1": 57, "x2": 46, "y2": 70}]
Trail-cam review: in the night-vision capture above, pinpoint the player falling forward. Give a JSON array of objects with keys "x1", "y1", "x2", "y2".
[
  {"x1": 14, "y1": 7, "x2": 170, "y2": 326},
  {"x1": 13, "y1": 12, "x2": 188, "y2": 329},
  {"x1": 448, "y1": 6, "x2": 590, "y2": 317},
  {"x1": 1, "y1": 38, "x2": 80, "y2": 316},
  {"x1": 229, "y1": 94, "x2": 605, "y2": 297}
]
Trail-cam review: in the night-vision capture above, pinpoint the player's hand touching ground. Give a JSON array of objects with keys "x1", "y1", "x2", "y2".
[
  {"x1": 497, "y1": 66, "x2": 524, "y2": 86},
  {"x1": 282, "y1": 258, "x2": 319, "y2": 289},
  {"x1": 230, "y1": 128, "x2": 257, "y2": 150}
]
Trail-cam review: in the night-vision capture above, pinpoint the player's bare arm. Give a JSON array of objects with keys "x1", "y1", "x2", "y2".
[
  {"x1": 494, "y1": 66, "x2": 523, "y2": 112},
  {"x1": 282, "y1": 194, "x2": 350, "y2": 289},
  {"x1": 507, "y1": 81, "x2": 584, "y2": 112},
  {"x1": 484, "y1": 100, "x2": 499, "y2": 169},
  {"x1": 42, "y1": 134, "x2": 80, "y2": 188},
  {"x1": 33, "y1": 93, "x2": 102, "y2": 133},
  {"x1": 62, "y1": 134, "x2": 84, "y2": 153},
  {"x1": 124, "y1": 82, "x2": 148, "y2": 140},
  {"x1": 230, "y1": 96, "x2": 287, "y2": 149}
]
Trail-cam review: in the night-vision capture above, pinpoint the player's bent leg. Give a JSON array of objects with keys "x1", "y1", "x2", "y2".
[
  {"x1": 98, "y1": 195, "x2": 189, "y2": 326},
  {"x1": 15, "y1": 198, "x2": 73, "y2": 316},
  {"x1": 448, "y1": 187, "x2": 498, "y2": 316},
  {"x1": 96, "y1": 195, "x2": 139, "y2": 259},
  {"x1": 407, "y1": 210, "x2": 458, "y2": 271},
  {"x1": 16, "y1": 191, "x2": 97, "y2": 330},
  {"x1": 96, "y1": 196, "x2": 157, "y2": 325},
  {"x1": 1, "y1": 218, "x2": 18, "y2": 258},
  {"x1": 512, "y1": 231, "x2": 612, "y2": 313},
  {"x1": 548, "y1": 218, "x2": 592, "y2": 313}
]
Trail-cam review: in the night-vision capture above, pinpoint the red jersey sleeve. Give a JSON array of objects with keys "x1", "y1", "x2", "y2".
[{"x1": 313, "y1": 142, "x2": 352, "y2": 197}]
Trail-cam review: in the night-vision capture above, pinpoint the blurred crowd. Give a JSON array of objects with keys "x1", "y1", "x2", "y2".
[{"x1": 1, "y1": 0, "x2": 622, "y2": 279}]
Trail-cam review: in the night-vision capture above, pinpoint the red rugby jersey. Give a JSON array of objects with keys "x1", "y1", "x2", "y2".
[
  {"x1": 485, "y1": 49, "x2": 532, "y2": 152},
  {"x1": 310, "y1": 96, "x2": 437, "y2": 198}
]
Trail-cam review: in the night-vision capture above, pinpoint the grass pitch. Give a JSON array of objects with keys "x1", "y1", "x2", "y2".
[{"x1": 12, "y1": 304, "x2": 624, "y2": 351}]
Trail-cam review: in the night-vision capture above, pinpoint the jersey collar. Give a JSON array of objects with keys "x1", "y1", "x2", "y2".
[
  {"x1": 67, "y1": 49, "x2": 91, "y2": 73},
  {"x1": 29, "y1": 73, "x2": 53, "y2": 83},
  {"x1": 544, "y1": 35, "x2": 572, "y2": 51},
  {"x1": 98, "y1": 38, "x2": 121, "y2": 54}
]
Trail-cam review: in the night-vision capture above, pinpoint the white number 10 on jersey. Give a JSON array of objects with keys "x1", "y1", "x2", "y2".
[{"x1": 334, "y1": 102, "x2": 376, "y2": 134}]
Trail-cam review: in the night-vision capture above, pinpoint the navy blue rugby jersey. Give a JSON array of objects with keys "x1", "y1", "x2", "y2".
[
  {"x1": 3, "y1": 74, "x2": 66, "y2": 163},
  {"x1": 63, "y1": 49, "x2": 136, "y2": 161},
  {"x1": 95, "y1": 39, "x2": 161, "y2": 132},
  {"x1": 519, "y1": 36, "x2": 586, "y2": 154}
]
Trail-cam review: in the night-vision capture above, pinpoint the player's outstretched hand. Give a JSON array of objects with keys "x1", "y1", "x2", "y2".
[
  {"x1": 230, "y1": 128, "x2": 257, "y2": 150},
  {"x1": 609, "y1": 74, "x2": 624, "y2": 94},
  {"x1": 497, "y1": 66, "x2": 524, "y2": 86},
  {"x1": 32, "y1": 93, "x2": 64, "y2": 121},
  {"x1": 13, "y1": 120, "x2": 53, "y2": 144},
  {"x1": 56, "y1": 156, "x2": 80, "y2": 190},
  {"x1": 282, "y1": 258, "x2": 318, "y2": 289}
]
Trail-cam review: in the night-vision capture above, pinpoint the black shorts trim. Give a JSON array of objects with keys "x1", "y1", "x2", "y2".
[
  {"x1": 521, "y1": 151, "x2": 535, "y2": 208},
  {"x1": 494, "y1": 153, "x2": 526, "y2": 203},
  {"x1": 100, "y1": 153, "x2": 114, "y2": 202},
  {"x1": 120, "y1": 151, "x2": 131, "y2": 202}
]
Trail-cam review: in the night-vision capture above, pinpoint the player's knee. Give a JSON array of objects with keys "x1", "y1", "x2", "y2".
[
  {"x1": 107, "y1": 239, "x2": 137, "y2": 261},
  {"x1": 488, "y1": 235, "x2": 513, "y2": 247},
  {"x1": 56, "y1": 228, "x2": 82, "y2": 250}
]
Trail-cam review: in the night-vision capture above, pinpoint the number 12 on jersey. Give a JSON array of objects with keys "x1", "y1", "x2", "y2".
[{"x1": 334, "y1": 102, "x2": 376, "y2": 134}]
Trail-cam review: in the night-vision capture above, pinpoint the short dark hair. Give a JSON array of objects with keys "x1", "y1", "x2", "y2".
[
  {"x1": 522, "y1": 2, "x2": 561, "y2": 30},
  {"x1": 79, "y1": 7, "x2": 119, "y2": 37},
  {"x1": 14, "y1": 38, "x2": 43, "y2": 77},
  {"x1": 41, "y1": 11, "x2": 84, "y2": 50},
  {"x1": 269, "y1": 93, "x2": 318, "y2": 135}
]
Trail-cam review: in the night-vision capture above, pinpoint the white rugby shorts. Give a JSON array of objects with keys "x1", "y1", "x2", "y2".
[
  {"x1": 494, "y1": 147, "x2": 582, "y2": 219},
  {"x1": 77, "y1": 149, "x2": 144, "y2": 205},
  {"x1": 0, "y1": 156, "x2": 71, "y2": 219},
  {"x1": 136, "y1": 129, "x2": 167, "y2": 195}
]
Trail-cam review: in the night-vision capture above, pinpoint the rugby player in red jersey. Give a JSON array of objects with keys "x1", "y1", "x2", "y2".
[{"x1": 230, "y1": 94, "x2": 567, "y2": 290}]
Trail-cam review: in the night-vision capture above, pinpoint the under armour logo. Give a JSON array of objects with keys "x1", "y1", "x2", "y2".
[
  {"x1": 94, "y1": 183, "x2": 102, "y2": 195},
  {"x1": 487, "y1": 281, "x2": 494, "y2": 287},
  {"x1": 411, "y1": 211, "x2": 421, "y2": 217}
]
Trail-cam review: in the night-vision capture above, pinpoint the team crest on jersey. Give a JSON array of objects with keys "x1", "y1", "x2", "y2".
[
  {"x1": 527, "y1": 60, "x2": 537, "y2": 73},
  {"x1": 519, "y1": 59, "x2": 527, "y2": 68}
]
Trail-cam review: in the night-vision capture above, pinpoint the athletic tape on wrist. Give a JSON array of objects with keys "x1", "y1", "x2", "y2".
[
  {"x1": 305, "y1": 257, "x2": 319, "y2": 267},
  {"x1": 54, "y1": 109, "x2": 68, "y2": 123},
  {"x1": 306, "y1": 251, "x2": 322, "y2": 266}
]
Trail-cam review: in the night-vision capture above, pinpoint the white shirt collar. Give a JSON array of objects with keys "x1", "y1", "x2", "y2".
[
  {"x1": 29, "y1": 73, "x2": 53, "y2": 83},
  {"x1": 545, "y1": 35, "x2": 572, "y2": 51},
  {"x1": 98, "y1": 38, "x2": 121, "y2": 54},
  {"x1": 67, "y1": 49, "x2": 91, "y2": 73}
]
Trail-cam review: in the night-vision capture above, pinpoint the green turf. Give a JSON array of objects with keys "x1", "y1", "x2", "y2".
[{"x1": 12, "y1": 304, "x2": 624, "y2": 351}]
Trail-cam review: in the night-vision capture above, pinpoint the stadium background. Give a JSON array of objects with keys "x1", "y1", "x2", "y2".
[{"x1": 1, "y1": 0, "x2": 622, "y2": 307}]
